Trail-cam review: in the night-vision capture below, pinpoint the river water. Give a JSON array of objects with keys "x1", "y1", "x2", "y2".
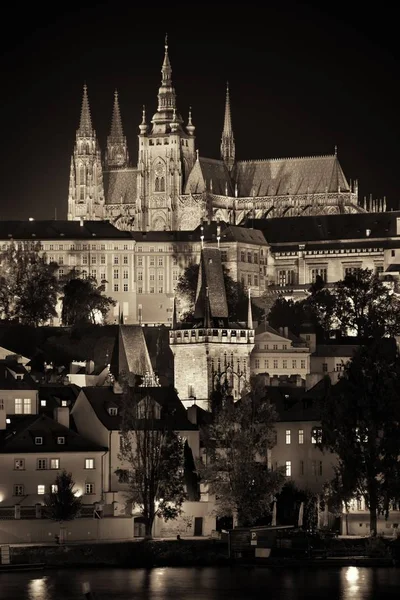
[{"x1": 1, "y1": 566, "x2": 400, "y2": 599}]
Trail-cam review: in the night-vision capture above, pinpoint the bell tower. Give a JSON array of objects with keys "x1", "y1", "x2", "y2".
[
  {"x1": 68, "y1": 85, "x2": 105, "y2": 221},
  {"x1": 137, "y1": 36, "x2": 196, "y2": 231}
]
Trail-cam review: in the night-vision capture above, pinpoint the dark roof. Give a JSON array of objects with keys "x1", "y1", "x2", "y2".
[
  {"x1": 0, "y1": 414, "x2": 106, "y2": 453},
  {"x1": 312, "y1": 344, "x2": 359, "y2": 358},
  {"x1": 0, "y1": 362, "x2": 38, "y2": 390},
  {"x1": 129, "y1": 230, "x2": 203, "y2": 243},
  {"x1": 104, "y1": 169, "x2": 138, "y2": 206},
  {"x1": 184, "y1": 158, "x2": 233, "y2": 195},
  {"x1": 266, "y1": 386, "x2": 322, "y2": 422},
  {"x1": 247, "y1": 212, "x2": 400, "y2": 246},
  {"x1": 194, "y1": 248, "x2": 228, "y2": 322},
  {"x1": 117, "y1": 326, "x2": 153, "y2": 376},
  {"x1": 81, "y1": 386, "x2": 198, "y2": 432},
  {"x1": 235, "y1": 155, "x2": 349, "y2": 197},
  {"x1": 0, "y1": 220, "x2": 130, "y2": 241}
]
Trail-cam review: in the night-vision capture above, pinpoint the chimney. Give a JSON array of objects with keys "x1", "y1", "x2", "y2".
[
  {"x1": 187, "y1": 405, "x2": 197, "y2": 425},
  {"x1": 80, "y1": 217, "x2": 84, "y2": 227},
  {"x1": 54, "y1": 406, "x2": 69, "y2": 429}
]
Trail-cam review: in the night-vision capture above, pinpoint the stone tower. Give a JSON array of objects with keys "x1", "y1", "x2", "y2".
[
  {"x1": 169, "y1": 247, "x2": 255, "y2": 410},
  {"x1": 136, "y1": 36, "x2": 197, "y2": 231},
  {"x1": 220, "y1": 82, "x2": 235, "y2": 172},
  {"x1": 68, "y1": 85, "x2": 105, "y2": 221},
  {"x1": 105, "y1": 90, "x2": 129, "y2": 169}
]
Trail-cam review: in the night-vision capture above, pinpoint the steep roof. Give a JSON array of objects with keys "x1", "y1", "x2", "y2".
[
  {"x1": 235, "y1": 155, "x2": 349, "y2": 197},
  {"x1": 0, "y1": 414, "x2": 106, "y2": 453},
  {"x1": 194, "y1": 248, "x2": 228, "y2": 323},
  {"x1": 0, "y1": 220, "x2": 130, "y2": 241},
  {"x1": 185, "y1": 157, "x2": 234, "y2": 195},
  {"x1": 0, "y1": 361, "x2": 38, "y2": 390},
  {"x1": 103, "y1": 169, "x2": 138, "y2": 205},
  {"x1": 248, "y1": 212, "x2": 399, "y2": 246},
  {"x1": 81, "y1": 386, "x2": 198, "y2": 432},
  {"x1": 117, "y1": 326, "x2": 154, "y2": 376}
]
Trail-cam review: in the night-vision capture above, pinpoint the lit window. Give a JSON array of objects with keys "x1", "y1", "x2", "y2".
[
  {"x1": 38, "y1": 485, "x2": 45, "y2": 495},
  {"x1": 15, "y1": 398, "x2": 22, "y2": 414},
  {"x1": 85, "y1": 458, "x2": 95, "y2": 469},
  {"x1": 40, "y1": 400, "x2": 46, "y2": 407},
  {"x1": 14, "y1": 459, "x2": 25, "y2": 470},
  {"x1": 57, "y1": 437, "x2": 65, "y2": 445},
  {"x1": 311, "y1": 427, "x2": 322, "y2": 444},
  {"x1": 50, "y1": 458, "x2": 60, "y2": 469},
  {"x1": 51, "y1": 484, "x2": 58, "y2": 493},
  {"x1": 37, "y1": 459, "x2": 47, "y2": 470},
  {"x1": 285, "y1": 430, "x2": 291, "y2": 444},
  {"x1": 285, "y1": 461, "x2": 291, "y2": 477},
  {"x1": 85, "y1": 483, "x2": 95, "y2": 495},
  {"x1": 61, "y1": 401, "x2": 67, "y2": 407},
  {"x1": 298, "y1": 429, "x2": 304, "y2": 444},
  {"x1": 23, "y1": 399, "x2": 31, "y2": 414}
]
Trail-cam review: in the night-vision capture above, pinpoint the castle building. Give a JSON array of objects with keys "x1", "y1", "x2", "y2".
[
  {"x1": 67, "y1": 39, "x2": 363, "y2": 232},
  {"x1": 169, "y1": 247, "x2": 255, "y2": 410}
]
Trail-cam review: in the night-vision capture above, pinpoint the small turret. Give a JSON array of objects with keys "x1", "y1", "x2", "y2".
[
  {"x1": 220, "y1": 82, "x2": 235, "y2": 171},
  {"x1": 186, "y1": 107, "x2": 195, "y2": 136},
  {"x1": 139, "y1": 105, "x2": 148, "y2": 135}
]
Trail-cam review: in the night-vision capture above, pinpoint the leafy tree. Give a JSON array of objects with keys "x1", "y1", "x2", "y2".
[
  {"x1": 176, "y1": 263, "x2": 263, "y2": 322},
  {"x1": 198, "y1": 389, "x2": 285, "y2": 527},
  {"x1": 0, "y1": 241, "x2": 59, "y2": 325},
  {"x1": 117, "y1": 391, "x2": 186, "y2": 538},
  {"x1": 266, "y1": 296, "x2": 307, "y2": 335},
  {"x1": 44, "y1": 470, "x2": 82, "y2": 543},
  {"x1": 319, "y1": 341, "x2": 400, "y2": 535},
  {"x1": 61, "y1": 276, "x2": 116, "y2": 326}
]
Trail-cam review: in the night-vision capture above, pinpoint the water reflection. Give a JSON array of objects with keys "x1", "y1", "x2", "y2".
[{"x1": 1, "y1": 567, "x2": 400, "y2": 599}]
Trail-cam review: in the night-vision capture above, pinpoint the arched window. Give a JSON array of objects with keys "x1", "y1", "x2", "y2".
[
  {"x1": 79, "y1": 165, "x2": 84, "y2": 183},
  {"x1": 160, "y1": 177, "x2": 165, "y2": 192},
  {"x1": 155, "y1": 177, "x2": 160, "y2": 192}
]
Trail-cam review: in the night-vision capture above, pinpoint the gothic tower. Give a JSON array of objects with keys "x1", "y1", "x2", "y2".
[
  {"x1": 220, "y1": 82, "x2": 235, "y2": 172},
  {"x1": 137, "y1": 36, "x2": 196, "y2": 231},
  {"x1": 68, "y1": 85, "x2": 105, "y2": 221},
  {"x1": 105, "y1": 90, "x2": 129, "y2": 169},
  {"x1": 169, "y1": 247, "x2": 255, "y2": 410}
]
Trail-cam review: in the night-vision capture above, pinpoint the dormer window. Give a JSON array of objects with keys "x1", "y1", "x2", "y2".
[
  {"x1": 57, "y1": 437, "x2": 65, "y2": 445},
  {"x1": 108, "y1": 407, "x2": 118, "y2": 416},
  {"x1": 41, "y1": 400, "x2": 46, "y2": 407},
  {"x1": 35, "y1": 437, "x2": 43, "y2": 445},
  {"x1": 61, "y1": 401, "x2": 67, "y2": 407}
]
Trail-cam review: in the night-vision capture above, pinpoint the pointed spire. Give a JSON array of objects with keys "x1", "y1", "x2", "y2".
[
  {"x1": 247, "y1": 287, "x2": 253, "y2": 330},
  {"x1": 162, "y1": 33, "x2": 172, "y2": 86},
  {"x1": 139, "y1": 105, "x2": 148, "y2": 135},
  {"x1": 220, "y1": 82, "x2": 235, "y2": 171},
  {"x1": 109, "y1": 90, "x2": 124, "y2": 140},
  {"x1": 172, "y1": 296, "x2": 178, "y2": 329},
  {"x1": 186, "y1": 106, "x2": 195, "y2": 136},
  {"x1": 78, "y1": 84, "x2": 93, "y2": 136}
]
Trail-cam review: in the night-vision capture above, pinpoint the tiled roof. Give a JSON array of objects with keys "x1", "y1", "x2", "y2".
[
  {"x1": 194, "y1": 248, "x2": 228, "y2": 322},
  {"x1": 0, "y1": 362, "x2": 38, "y2": 390},
  {"x1": 235, "y1": 155, "x2": 349, "y2": 197},
  {"x1": 266, "y1": 386, "x2": 322, "y2": 422},
  {"x1": 248, "y1": 212, "x2": 400, "y2": 245},
  {"x1": 81, "y1": 386, "x2": 198, "y2": 432},
  {"x1": 118, "y1": 326, "x2": 154, "y2": 376},
  {"x1": 0, "y1": 220, "x2": 130, "y2": 241},
  {"x1": 185, "y1": 158, "x2": 234, "y2": 195},
  {"x1": 104, "y1": 169, "x2": 138, "y2": 205},
  {"x1": 0, "y1": 414, "x2": 106, "y2": 453}
]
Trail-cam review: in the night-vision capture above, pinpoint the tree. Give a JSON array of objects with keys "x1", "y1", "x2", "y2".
[
  {"x1": 117, "y1": 391, "x2": 187, "y2": 538},
  {"x1": 43, "y1": 470, "x2": 82, "y2": 544},
  {"x1": 319, "y1": 341, "x2": 400, "y2": 535},
  {"x1": 61, "y1": 275, "x2": 116, "y2": 325},
  {"x1": 0, "y1": 241, "x2": 59, "y2": 325},
  {"x1": 199, "y1": 389, "x2": 285, "y2": 527},
  {"x1": 333, "y1": 268, "x2": 400, "y2": 337},
  {"x1": 176, "y1": 263, "x2": 263, "y2": 322}
]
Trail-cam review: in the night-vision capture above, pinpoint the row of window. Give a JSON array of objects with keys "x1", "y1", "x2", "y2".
[
  {"x1": 277, "y1": 266, "x2": 384, "y2": 286},
  {"x1": 14, "y1": 458, "x2": 95, "y2": 470},
  {"x1": 240, "y1": 251, "x2": 260, "y2": 264},
  {"x1": 285, "y1": 428, "x2": 322, "y2": 445},
  {"x1": 255, "y1": 343, "x2": 289, "y2": 350},
  {"x1": 285, "y1": 460, "x2": 323, "y2": 477},
  {"x1": 254, "y1": 359, "x2": 307, "y2": 370},
  {"x1": 240, "y1": 274, "x2": 260, "y2": 287},
  {"x1": 13, "y1": 483, "x2": 95, "y2": 496}
]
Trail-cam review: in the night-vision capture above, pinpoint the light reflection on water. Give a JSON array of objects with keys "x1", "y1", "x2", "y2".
[{"x1": 0, "y1": 566, "x2": 399, "y2": 599}]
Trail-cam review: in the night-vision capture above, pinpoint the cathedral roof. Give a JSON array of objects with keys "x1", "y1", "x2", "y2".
[
  {"x1": 0, "y1": 220, "x2": 130, "y2": 240},
  {"x1": 103, "y1": 169, "x2": 138, "y2": 205},
  {"x1": 235, "y1": 155, "x2": 350, "y2": 197},
  {"x1": 184, "y1": 157, "x2": 234, "y2": 195},
  {"x1": 248, "y1": 212, "x2": 400, "y2": 246}
]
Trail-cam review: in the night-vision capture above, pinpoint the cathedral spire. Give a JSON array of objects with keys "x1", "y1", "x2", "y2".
[
  {"x1": 162, "y1": 33, "x2": 172, "y2": 86},
  {"x1": 106, "y1": 90, "x2": 129, "y2": 168},
  {"x1": 152, "y1": 35, "x2": 180, "y2": 127},
  {"x1": 109, "y1": 90, "x2": 124, "y2": 140},
  {"x1": 220, "y1": 82, "x2": 235, "y2": 171},
  {"x1": 78, "y1": 84, "x2": 93, "y2": 136}
]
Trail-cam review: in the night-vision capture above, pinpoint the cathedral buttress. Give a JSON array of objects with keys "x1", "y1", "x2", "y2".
[{"x1": 68, "y1": 85, "x2": 105, "y2": 221}]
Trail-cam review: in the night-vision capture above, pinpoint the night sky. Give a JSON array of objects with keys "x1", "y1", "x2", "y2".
[{"x1": 1, "y1": 2, "x2": 398, "y2": 221}]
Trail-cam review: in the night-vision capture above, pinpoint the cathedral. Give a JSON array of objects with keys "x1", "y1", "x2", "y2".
[{"x1": 67, "y1": 38, "x2": 367, "y2": 232}]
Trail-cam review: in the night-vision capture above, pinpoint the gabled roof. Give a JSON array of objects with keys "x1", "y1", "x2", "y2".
[
  {"x1": 0, "y1": 361, "x2": 38, "y2": 390},
  {"x1": 185, "y1": 157, "x2": 234, "y2": 195},
  {"x1": 235, "y1": 155, "x2": 349, "y2": 197},
  {"x1": 0, "y1": 414, "x2": 106, "y2": 453},
  {"x1": 0, "y1": 347, "x2": 30, "y2": 365},
  {"x1": 103, "y1": 169, "x2": 138, "y2": 206},
  {"x1": 248, "y1": 212, "x2": 400, "y2": 246},
  {"x1": 80, "y1": 385, "x2": 198, "y2": 432},
  {"x1": 0, "y1": 220, "x2": 131, "y2": 241},
  {"x1": 117, "y1": 325, "x2": 154, "y2": 376}
]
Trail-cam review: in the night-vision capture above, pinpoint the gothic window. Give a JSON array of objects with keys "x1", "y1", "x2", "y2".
[
  {"x1": 160, "y1": 177, "x2": 165, "y2": 192},
  {"x1": 79, "y1": 165, "x2": 84, "y2": 183},
  {"x1": 155, "y1": 178, "x2": 160, "y2": 192}
]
